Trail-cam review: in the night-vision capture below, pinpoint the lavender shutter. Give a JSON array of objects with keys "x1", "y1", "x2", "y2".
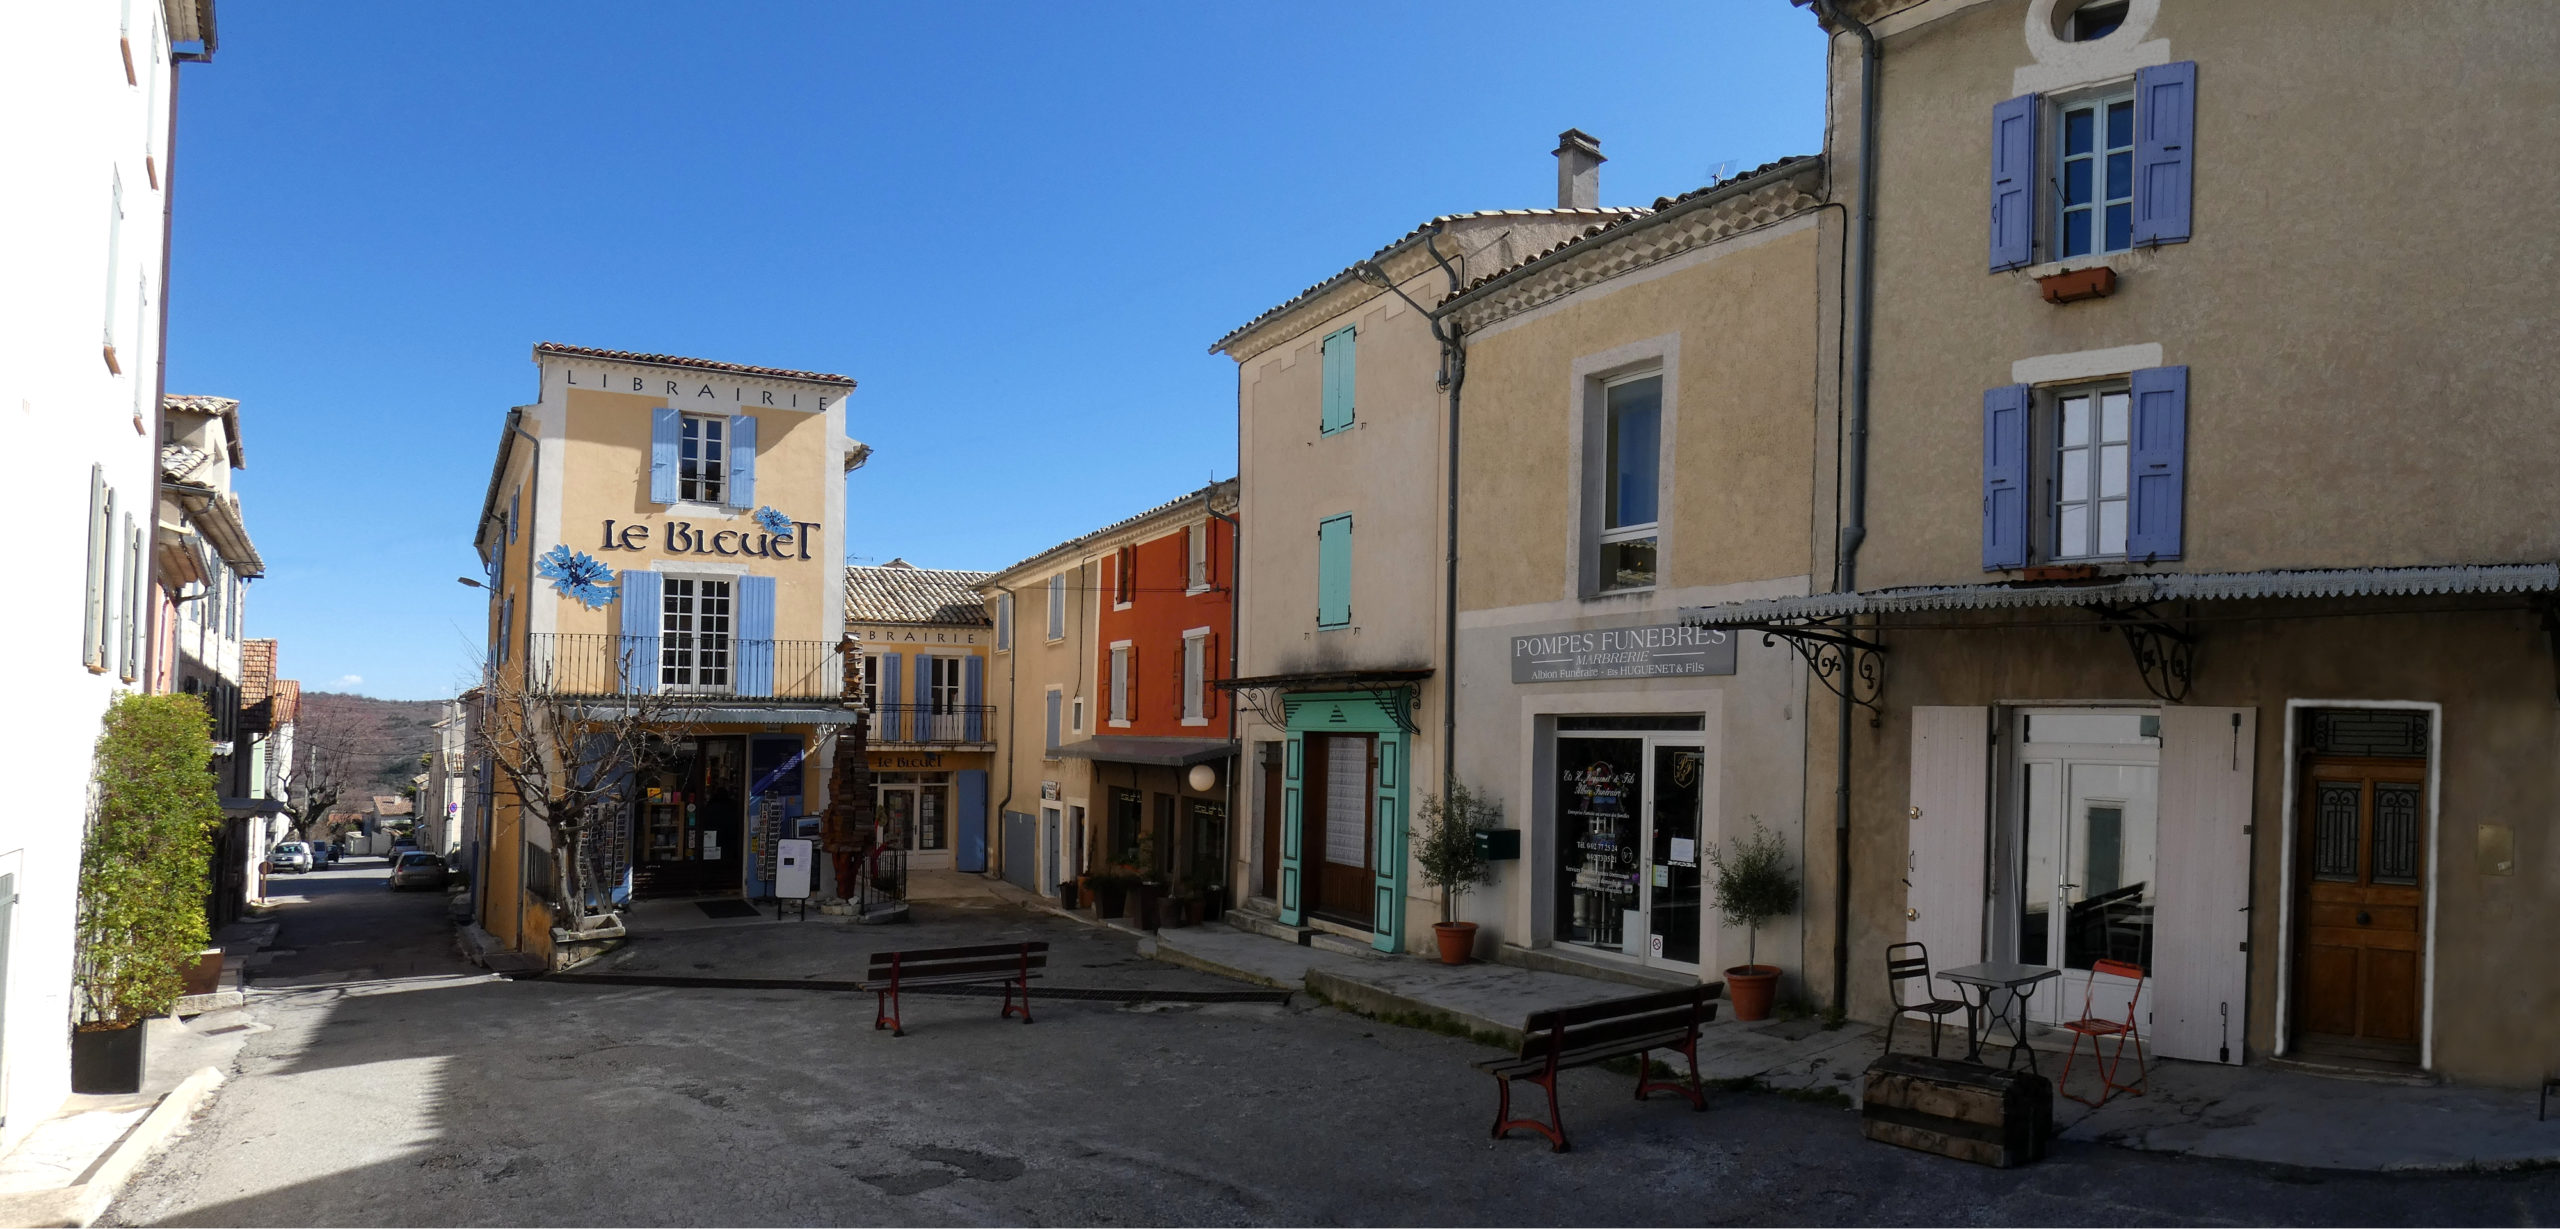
[
  {"x1": 963, "y1": 653, "x2": 984, "y2": 742},
  {"x1": 618, "y1": 569, "x2": 662, "y2": 693},
  {"x1": 734, "y1": 573, "x2": 775, "y2": 696},
  {"x1": 879, "y1": 651, "x2": 903, "y2": 742},
  {"x1": 1982, "y1": 384, "x2": 2031, "y2": 570},
  {"x1": 727, "y1": 413, "x2": 757, "y2": 508},
  {"x1": 2132, "y1": 61, "x2": 2197, "y2": 246},
  {"x1": 1989, "y1": 94, "x2": 2040, "y2": 271},
  {"x1": 2127, "y1": 366, "x2": 2188, "y2": 560},
  {"x1": 648, "y1": 407, "x2": 680, "y2": 504}
]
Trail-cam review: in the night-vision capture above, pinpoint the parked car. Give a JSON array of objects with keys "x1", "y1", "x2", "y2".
[
  {"x1": 269, "y1": 842, "x2": 313, "y2": 874},
  {"x1": 387, "y1": 851, "x2": 448, "y2": 891},
  {"x1": 388, "y1": 836, "x2": 418, "y2": 861},
  {"x1": 307, "y1": 842, "x2": 332, "y2": 870}
]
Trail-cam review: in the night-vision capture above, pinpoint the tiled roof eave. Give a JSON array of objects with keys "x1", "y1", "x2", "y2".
[{"x1": 533, "y1": 342, "x2": 854, "y2": 388}]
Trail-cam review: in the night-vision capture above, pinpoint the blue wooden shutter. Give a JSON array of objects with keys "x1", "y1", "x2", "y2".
[
  {"x1": 1316, "y1": 514, "x2": 1352, "y2": 627},
  {"x1": 648, "y1": 407, "x2": 680, "y2": 504},
  {"x1": 1278, "y1": 734, "x2": 1305, "y2": 924},
  {"x1": 618, "y1": 569, "x2": 662, "y2": 693},
  {"x1": 1982, "y1": 384, "x2": 2031, "y2": 570},
  {"x1": 963, "y1": 653, "x2": 984, "y2": 742},
  {"x1": 727, "y1": 413, "x2": 757, "y2": 508},
  {"x1": 1989, "y1": 93, "x2": 2039, "y2": 271},
  {"x1": 1044, "y1": 689, "x2": 1061, "y2": 751},
  {"x1": 955, "y1": 769, "x2": 989, "y2": 873},
  {"x1": 2127, "y1": 365, "x2": 2189, "y2": 561},
  {"x1": 1320, "y1": 326, "x2": 1356, "y2": 433},
  {"x1": 735, "y1": 573, "x2": 775, "y2": 696},
  {"x1": 2132, "y1": 61, "x2": 2197, "y2": 246},
  {"x1": 879, "y1": 651, "x2": 903, "y2": 741}
]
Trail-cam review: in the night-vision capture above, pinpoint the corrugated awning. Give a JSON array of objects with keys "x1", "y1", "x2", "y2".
[
  {"x1": 1680, "y1": 563, "x2": 2559, "y2": 626},
  {"x1": 1048, "y1": 736, "x2": 1237, "y2": 768}
]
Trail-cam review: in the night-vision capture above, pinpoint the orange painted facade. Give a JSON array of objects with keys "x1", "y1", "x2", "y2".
[{"x1": 1095, "y1": 516, "x2": 1235, "y2": 737}]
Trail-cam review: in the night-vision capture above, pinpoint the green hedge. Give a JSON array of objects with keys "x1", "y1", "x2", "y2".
[{"x1": 77, "y1": 693, "x2": 222, "y2": 1028}]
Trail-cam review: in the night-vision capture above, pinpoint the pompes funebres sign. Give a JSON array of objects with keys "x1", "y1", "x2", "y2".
[
  {"x1": 597, "y1": 519, "x2": 821, "y2": 561},
  {"x1": 1510, "y1": 621, "x2": 1737, "y2": 683}
]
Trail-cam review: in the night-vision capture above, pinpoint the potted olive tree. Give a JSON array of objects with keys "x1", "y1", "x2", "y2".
[
  {"x1": 1704, "y1": 818, "x2": 1799, "y2": 1022},
  {"x1": 74, "y1": 693, "x2": 222, "y2": 1093},
  {"x1": 1411, "y1": 779, "x2": 1500, "y2": 964}
]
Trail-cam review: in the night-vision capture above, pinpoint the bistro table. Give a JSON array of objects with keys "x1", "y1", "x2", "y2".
[{"x1": 1937, "y1": 962, "x2": 2061, "y2": 1074}]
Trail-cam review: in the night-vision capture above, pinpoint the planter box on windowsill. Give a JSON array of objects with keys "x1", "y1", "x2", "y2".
[{"x1": 2038, "y1": 265, "x2": 2117, "y2": 305}]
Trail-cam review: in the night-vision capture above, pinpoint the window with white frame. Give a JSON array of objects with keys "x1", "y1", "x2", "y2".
[
  {"x1": 679, "y1": 414, "x2": 727, "y2": 504},
  {"x1": 2050, "y1": 383, "x2": 2132, "y2": 560},
  {"x1": 929, "y1": 655, "x2": 963, "y2": 714},
  {"x1": 1596, "y1": 372, "x2": 1662, "y2": 592},
  {"x1": 860, "y1": 653, "x2": 882, "y2": 710},
  {"x1": 1108, "y1": 643, "x2": 1132, "y2": 725},
  {"x1": 1186, "y1": 523, "x2": 1210, "y2": 592},
  {"x1": 1181, "y1": 629, "x2": 1209, "y2": 723},
  {"x1": 660, "y1": 576, "x2": 734, "y2": 689},
  {"x1": 1047, "y1": 573, "x2": 1066, "y2": 640},
  {"x1": 2055, "y1": 90, "x2": 2136, "y2": 259},
  {"x1": 1071, "y1": 694, "x2": 1085, "y2": 732}
]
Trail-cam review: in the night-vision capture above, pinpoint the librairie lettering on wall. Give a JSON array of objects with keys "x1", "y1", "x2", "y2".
[
  {"x1": 598, "y1": 518, "x2": 821, "y2": 560},
  {"x1": 562, "y1": 367, "x2": 839, "y2": 411},
  {"x1": 1511, "y1": 621, "x2": 1737, "y2": 683}
]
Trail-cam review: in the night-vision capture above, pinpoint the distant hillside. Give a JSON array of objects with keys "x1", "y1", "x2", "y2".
[{"x1": 293, "y1": 692, "x2": 447, "y2": 807}]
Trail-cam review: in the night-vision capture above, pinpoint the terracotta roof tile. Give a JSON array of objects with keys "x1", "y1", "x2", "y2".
[
  {"x1": 533, "y1": 342, "x2": 855, "y2": 387},
  {"x1": 987, "y1": 480, "x2": 1237, "y2": 580},
  {"x1": 1440, "y1": 156, "x2": 1822, "y2": 306},
  {"x1": 844, "y1": 564, "x2": 995, "y2": 627},
  {"x1": 240, "y1": 639, "x2": 277, "y2": 705}
]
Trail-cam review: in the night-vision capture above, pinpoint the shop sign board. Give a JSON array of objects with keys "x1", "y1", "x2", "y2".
[{"x1": 1510, "y1": 621, "x2": 1737, "y2": 683}]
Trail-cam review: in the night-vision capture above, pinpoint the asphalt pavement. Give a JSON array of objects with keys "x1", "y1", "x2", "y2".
[{"x1": 104, "y1": 867, "x2": 2560, "y2": 1227}]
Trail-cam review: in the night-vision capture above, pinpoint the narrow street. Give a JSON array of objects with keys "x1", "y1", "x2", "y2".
[{"x1": 103, "y1": 872, "x2": 2560, "y2": 1227}]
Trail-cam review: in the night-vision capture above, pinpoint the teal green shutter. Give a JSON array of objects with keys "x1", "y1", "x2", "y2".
[
  {"x1": 1278, "y1": 733, "x2": 1305, "y2": 924},
  {"x1": 1370, "y1": 732, "x2": 1407, "y2": 953},
  {"x1": 1320, "y1": 326, "x2": 1356, "y2": 434},
  {"x1": 1315, "y1": 514, "x2": 1352, "y2": 628}
]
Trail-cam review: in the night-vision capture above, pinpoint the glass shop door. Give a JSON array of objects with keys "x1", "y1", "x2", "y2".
[{"x1": 1556, "y1": 735, "x2": 1705, "y2": 974}]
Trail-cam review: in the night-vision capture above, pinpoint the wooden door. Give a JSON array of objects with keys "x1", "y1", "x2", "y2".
[
  {"x1": 2294, "y1": 760, "x2": 2425, "y2": 1062},
  {"x1": 1258, "y1": 744, "x2": 1282, "y2": 900},
  {"x1": 1305, "y1": 733, "x2": 1377, "y2": 929}
]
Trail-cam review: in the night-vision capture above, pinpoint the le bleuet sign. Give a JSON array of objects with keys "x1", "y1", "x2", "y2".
[
  {"x1": 597, "y1": 518, "x2": 821, "y2": 561},
  {"x1": 1510, "y1": 621, "x2": 1737, "y2": 683}
]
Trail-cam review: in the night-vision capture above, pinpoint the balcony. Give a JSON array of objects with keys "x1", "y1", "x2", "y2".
[
  {"x1": 526, "y1": 633, "x2": 845, "y2": 703},
  {"x1": 864, "y1": 703, "x2": 997, "y2": 746}
]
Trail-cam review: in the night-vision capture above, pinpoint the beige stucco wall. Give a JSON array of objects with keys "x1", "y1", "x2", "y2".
[
  {"x1": 1447, "y1": 214, "x2": 1833, "y2": 985},
  {"x1": 985, "y1": 560, "x2": 1100, "y2": 893},
  {"x1": 1823, "y1": 603, "x2": 2558, "y2": 1085},
  {"x1": 1851, "y1": 0, "x2": 2560, "y2": 589}
]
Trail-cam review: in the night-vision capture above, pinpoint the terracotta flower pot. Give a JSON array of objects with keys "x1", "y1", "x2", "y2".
[
  {"x1": 1433, "y1": 921, "x2": 1479, "y2": 965},
  {"x1": 1724, "y1": 964, "x2": 1781, "y2": 1022}
]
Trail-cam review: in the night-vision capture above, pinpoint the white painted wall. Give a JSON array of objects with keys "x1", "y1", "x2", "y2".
[{"x1": 0, "y1": 0, "x2": 190, "y2": 1152}]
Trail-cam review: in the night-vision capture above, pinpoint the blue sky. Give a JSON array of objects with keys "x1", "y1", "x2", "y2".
[{"x1": 173, "y1": 2, "x2": 1826, "y2": 701}]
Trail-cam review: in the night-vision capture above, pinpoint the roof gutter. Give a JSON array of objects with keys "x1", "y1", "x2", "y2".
[{"x1": 1810, "y1": 0, "x2": 1879, "y2": 1019}]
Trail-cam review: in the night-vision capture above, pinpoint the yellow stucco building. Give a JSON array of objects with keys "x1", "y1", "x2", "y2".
[{"x1": 472, "y1": 342, "x2": 861, "y2": 963}]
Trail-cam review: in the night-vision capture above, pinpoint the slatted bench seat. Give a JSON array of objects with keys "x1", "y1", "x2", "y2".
[
  {"x1": 1474, "y1": 982, "x2": 1723, "y2": 1153},
  {"x1": 866, "y1": 941, "x2": 1047, "y2": 1036}
]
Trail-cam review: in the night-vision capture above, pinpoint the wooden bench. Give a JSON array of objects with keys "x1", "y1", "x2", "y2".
[
  {"x1": 1475, "y1": 983, "x2": 1722, "y2": 1152},
  {"x1": 866, "y1": 942, "x2": 1047, "y2": 1036}
]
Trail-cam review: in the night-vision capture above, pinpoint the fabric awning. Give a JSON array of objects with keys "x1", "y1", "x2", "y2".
[
  {"x1": 1680, "y1": 563, "x2": 2559, "y2": 625},
  {"x1": 1048, "y1": 736, "x2": 1238, "y2": 767}
]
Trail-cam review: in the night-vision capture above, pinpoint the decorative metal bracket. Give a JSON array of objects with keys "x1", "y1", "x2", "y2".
[
  {"x1": 1225, "y1": 684, "x2": 1288, "y2": 732},
  {"x1": 2089, "y1": 601, "x2": 2196, "y2": 703},
  {"x1": 1363, "y1": 684, "x2": 1423, "y2": 735},
  {"x1": 1737, "y1": 619, "x2": 1887, "y2": 717}
]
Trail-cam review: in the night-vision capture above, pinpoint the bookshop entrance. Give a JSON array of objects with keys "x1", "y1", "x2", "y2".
[{"x1": 632, "y1": 735, "x2": 748, "y2": 898}]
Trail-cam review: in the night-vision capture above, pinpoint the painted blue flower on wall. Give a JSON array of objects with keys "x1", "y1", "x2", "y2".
[
  {"x1": 536, "y1": 544, "x2": 619, "y2": 608},
  {"x1": 754, "y1": 506, "x2": 795, "y2": 539}
]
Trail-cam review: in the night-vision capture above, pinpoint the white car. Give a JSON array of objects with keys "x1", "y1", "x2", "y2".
[{"x1": 270, "y1": 842, "x2": 313, "y2": 873}]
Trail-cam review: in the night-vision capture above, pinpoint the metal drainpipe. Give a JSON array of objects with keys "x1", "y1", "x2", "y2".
[
  {"x1": 991, "y1": 583, "x2": 1019, "y2": 881},
  {"x1": 1812, "y1": 0, "x2": 1879, "y2": 1015},
  {"x1": 508, "y1": 416, "x2": 540, "y2": 949},
  {"x1": 1203, "y1": 501, "x2": 1240, "y2": 891},
  {"x1": 147, "y1": 45, "x2": 211, "y2": 694}
]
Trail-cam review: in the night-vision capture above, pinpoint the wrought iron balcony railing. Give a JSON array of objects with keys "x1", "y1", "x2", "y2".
[
  {"x1": 526, "y1": 633, "x2": 844, "y2": 703},
  {"x1": 863, "y1": 703, "x2": 997, "y2": 745}
]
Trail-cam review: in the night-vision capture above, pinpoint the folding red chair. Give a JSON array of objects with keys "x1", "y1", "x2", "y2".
[{"x1": 2059, "y1": 959, "x2": 2148, "y2": 1107}]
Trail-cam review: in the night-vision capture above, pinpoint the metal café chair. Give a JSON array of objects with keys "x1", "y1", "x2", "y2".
[
  {"x1": 2060, "y1": 959, "x2": 2150, "y2": 1107},
  {"x1": 1885, "y1": 942, "x2": 1967, "y2": 1057}
]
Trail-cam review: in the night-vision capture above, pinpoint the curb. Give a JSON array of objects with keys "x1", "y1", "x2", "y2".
[
  {"x1": 1140, "y1": 936, "x2": 1300, "y2": 992},
  {"x1": 0, "y1": 1066, "x2": 225, "y2": 1228},
  {"x1": 1303, "y1": 966, "x2": 1521, "y2": 1050}
]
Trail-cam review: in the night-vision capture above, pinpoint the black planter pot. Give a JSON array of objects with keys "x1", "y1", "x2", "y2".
[
  {"x1": 72, "y1": 1022, "x2": 146, "y2": 1095},
  {"x1": 1092, "y1": 884, "x2": 1128, "y2": 920},
  {"x1": 1058, "y1": 881, "x2": 1082, "y2": 911},
  {"x1": 1135, "y1": 884, "x2": 1163, "y2": 931}
]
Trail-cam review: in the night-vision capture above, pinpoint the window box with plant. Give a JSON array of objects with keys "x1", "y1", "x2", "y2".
[
  {"x1": 1704, "y1": 818, "x2": 1799, "y2": 1023},
  {"x1": 74, "y1": 693, "x2": 223, "y2": 1094},
  {"x1": 1412, "y1": 779, "x2": 1500, "y2": 965}
]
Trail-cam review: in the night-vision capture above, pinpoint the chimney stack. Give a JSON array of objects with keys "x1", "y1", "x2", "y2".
[{"x1": 1553, "y1": 129, "x2": 1604, "y2": 209}]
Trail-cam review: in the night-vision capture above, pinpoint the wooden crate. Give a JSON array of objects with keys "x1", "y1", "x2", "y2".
[{"x1": 1860, "y1": 1053, "x2": 2052, "y2": 1168}]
